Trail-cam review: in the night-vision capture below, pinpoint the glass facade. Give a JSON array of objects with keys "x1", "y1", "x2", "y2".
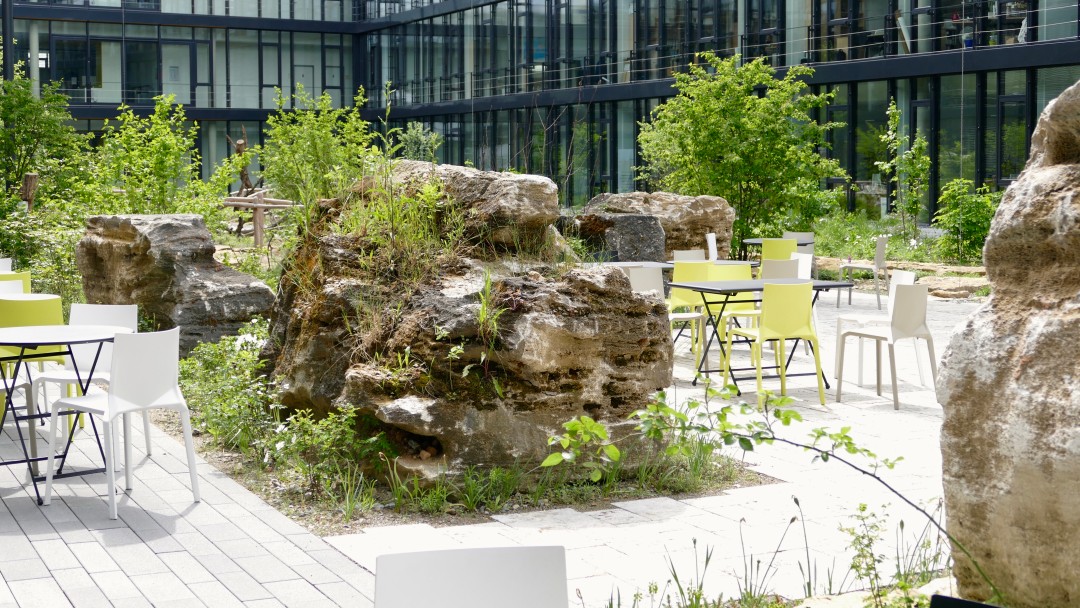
[{"x1": 10, "y1": 0, "x2": 1080, "y2": 212}]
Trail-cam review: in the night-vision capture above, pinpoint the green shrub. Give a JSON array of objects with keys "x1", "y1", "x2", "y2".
[
  {"x1": 933, "y1": 179, "x2": 1000, "y2": 264},
  {"x1": 179, "y1": 318, "x2": 279, "y2": 458}
]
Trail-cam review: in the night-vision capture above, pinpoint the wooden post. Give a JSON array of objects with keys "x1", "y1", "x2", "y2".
[
  {"x1": 20, "y1": 173, "x2": 39, "y2": 212},
  {"x1": 253, "y1": 191, "x2": 265, "y2": 248}
]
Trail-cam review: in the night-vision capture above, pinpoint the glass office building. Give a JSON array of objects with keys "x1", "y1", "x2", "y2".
[{"x1": 10, "y1": 0, "x2": 1080, "y2": 214}]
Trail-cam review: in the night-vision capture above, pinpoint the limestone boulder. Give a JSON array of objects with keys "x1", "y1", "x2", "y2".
[
  {"x1": 575, "y1": 213, "x2": 666, "y2": 262},
  {"x1": 937, "y1": 79, "x2": 1080, "y2": 607},
  {"x1": 582, "y1": 192, "x2": 735, "y2": 259},
  {"x1": 77, "y1": 214, "x2": 275, "y2": 354},
  {"x1": 334, "y1": 265, "x2": 673, "y2": 472},
  {"x1": 389, "y1": 160, "x2": 560, "y2": 250}
]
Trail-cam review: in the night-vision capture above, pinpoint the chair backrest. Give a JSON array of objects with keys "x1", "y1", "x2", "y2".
[
  {"x1": 783, "y1": 231, "x2": 815, "y2": 255},
  {"x1": 885, "y1": 269, "x2": 917, "y2": 312},
  {"x1": 873, "y1": 235, "x2": 888, "y2": 269},
  {"x1": 0, "y1": 296, "x2": 65, "y2": 360},
  {"x1": 0, "y1": 271, "x2": 31, "y2": 293},
  {"x1": 789, "y1": 252, "x2": 813, "y2": 279},
  {"x1": 672, "y1": 249, "x2": 707, "y2": 261},
  {"x1": 0, "y1": 280, "x2": 22, "y2": 294},
  {"x1": 759, "y1": 281, "x2": 814, "y2": 340},
  {"x1": 669, "y1": 260, "x2": 712, "y2": 309},
  {"x1": 0, "y1": 258, "x2": 11, "y2": 272},
  {"x1": 375, "y1": 546, "x2": 569, "y2": 608},
  {"x1": 889, "y1": 284, "x2": 931, "y2": 340},
  {"x1": 705, "y1": 233, "x2": 718, "y2": 261},
  {"x1": 67, "y1": 304, "x2": 139, "y2": 374},
  {"x1": 108, "y1": 327, "x2": 182, "y2": 414},
  {"x1": 759, "y1": 258, "x2": 800, "y2": 279},
  {"x1": 624, "y1": 266, "x2": 665, "y2": 296},
  {"x1": 760, "y1": 238, "x2": 797, "y2": 261}
]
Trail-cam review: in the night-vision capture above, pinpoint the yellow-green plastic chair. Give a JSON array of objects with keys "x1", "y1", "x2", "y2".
[
  {"x1": 669, "y1": 261, "x2": 713, "y2": 366},
  {"x1": 699, "y1": 263, "x2": 757, "y2": 374},
  {"x1": 0, "y1": 271, "x2": 31, "y2": 293},
  {"x1": 760, "y1": 238, "x2": 797, "y2": 261},
  {"x1": 0, "y1": 296, "x2": 66, "y2": 369},
  {"x1": 723, "y1": 282, "x2": 826, "y2": 405}
]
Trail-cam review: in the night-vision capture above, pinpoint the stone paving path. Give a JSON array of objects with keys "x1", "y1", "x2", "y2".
[{"x1": 0, "y1": 289, "x2": 982, "y2": 607}]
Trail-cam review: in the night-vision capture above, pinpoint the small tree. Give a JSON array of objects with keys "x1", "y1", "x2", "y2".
[
  {"x1": 396, "y1": 121, "x2": 443, "y2": 162},
  {"x1": 875, "y1": 100, "x2": 930, "y2": 242},
  {"x1": 933, "y1": 178, "x2": 1001, "y2": 264},
  {"x1": 0, "y1": 76, "x2": 85, "y2": 200},
  {"x1": 637, "y1": 53, "x2": 847, "y2": 256}
]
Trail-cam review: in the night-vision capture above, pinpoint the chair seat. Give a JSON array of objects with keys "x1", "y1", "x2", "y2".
[
  {"x1": 839, "y1": 262, "x2": 876, "y2": 272},
  {"x1": 34, "y1": 369, "x2": 112, "y2": 387},
  {"x1": 669, "y1": 310, "x2": 704, "y2": 322},
  {"x1": 837, "y1": 312, "x2": 888, "y2": 327},
  {"x1": 55, "y1": 390, "x2": 186, "y2": 419}
]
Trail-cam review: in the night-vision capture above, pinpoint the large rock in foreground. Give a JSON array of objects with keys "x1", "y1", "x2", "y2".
[
  {"x1": 582, "y1": 192, "x2": 735, "y2": 259},
  {"x1": 937, "y1": 80, "x2": 1080, "y2": 607},
  {"x1": 77, "y1": 214, "x2": 275, "y2": 354}
]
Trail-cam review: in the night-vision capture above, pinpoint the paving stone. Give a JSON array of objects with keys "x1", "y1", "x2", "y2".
[
  {"x1": 187, "y1": 580, "x2": 245, "y2": 608},
  {"x1": 159, "y1": 551, "x2": 218, "y2": 584},
  {"x1": 233, "y1": 554, "x2": 301, "y2": 584},
  {"x1": 130, "y1": 571, "x2": 200, "y2": 603},
  {"x1": 263, "y1": 579, "x2": 337, "y2": 608},
  {"x1": 214, "y1": 570, "x2": 274, "y2": 602},
  {"x1": 31, "y1": 538, "x2": 81, "y2": 570},
  {"x1": 51, "y1": 567, "x2": 111, "y2": 608},
  {"x1": 7, "y1": 577, "x2": 71, "y2": 608},
  {"x1": 0, "y1": 557, "x2": 51, "y2": 581}
]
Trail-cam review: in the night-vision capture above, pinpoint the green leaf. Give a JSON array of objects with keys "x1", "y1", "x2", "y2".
[
  {"x1": 540, "y1": 452, "x2": 564, "y2": 467},
  {"x1": 603, "y1": 444, "x2": 621, "y2": 463},
  {"x1": 589, "y1": 469, "x2": 603, "y2": 483},
  {"x1": 737, "y1": 437, "x2": 754, "y2": 452}
]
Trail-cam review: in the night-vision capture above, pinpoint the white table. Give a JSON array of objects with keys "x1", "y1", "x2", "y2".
[{"x1": 0, "y1": 324, "x2": 132, "y2": 504}]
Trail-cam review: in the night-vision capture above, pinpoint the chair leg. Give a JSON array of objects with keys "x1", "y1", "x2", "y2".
[
  {"x1": 123, "y1": 413, "x2": 133, "y2": 491},
  {"x1": 925, "y1": 335, "x2": 938, "y2": 385},
  {"x1": 874, "y1": 271, "x2": 882, "y2": 310},
  {"x1": 753, "y1": 342, "x2": 764, "y2": 405},
  {"x1": 913, "y1": 338, "x2": 927, "y2": 386},
  {"x1": 104, "y1": 419, "x2": 118, "y2": 520},
  {"x1": 43, "y1": 403, "x2": 61, "y2": 506},
  {"x1": 836, "y1": 334, "x2": 847, "y2": 402},
  {"x1": 809, "y1": 338, "x2": 826, "y2": 405},
  {"x1": 776, "y1": 339, "x2": 787, "y2": 397},
  {"x1": 177, "y1": 407, "x2": 201, "y2": 503},
  {"x1": 887, "y1": 343, "x2": 900, "y2": 410},
  {"x1": 834, "y1": 319, "x2": 843, "y2": 379},
  {"x1": 857, "y1": 337, "x2": 865, "y2": 386},
  {"x1": 143, "y1": 412, "x2": 153, "y2": 456},
  {"x1": 722, "y1": 331, "x2": 734, "y2": 387},
  {"x1": 875, "y1": 340, "x2": 883, "y2": 396}
]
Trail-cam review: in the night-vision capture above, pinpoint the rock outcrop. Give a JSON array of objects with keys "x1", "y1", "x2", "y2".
[
  {"x1": 576, "y1": 213, "x2": 666, "y2": 262},
  {"x1": 77, "y1": 214, "x2": 275, "y2": 354},
  {"x1": 937, "y1": 80, "x2": 1080, "y2": 607},
  {"x1": 388, "y1": 160, "x2": 560, "y2": 249},
  {"x1": 581, "y1": 192, "x2": 736, "y2": 260},
  {"x1": 265, "y1": 167, "x2": 674, "y2": 476}
]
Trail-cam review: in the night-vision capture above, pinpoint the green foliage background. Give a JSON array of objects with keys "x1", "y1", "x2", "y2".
[{"x1": 637, "y1": 53, "x2": 847, "y2": 256}]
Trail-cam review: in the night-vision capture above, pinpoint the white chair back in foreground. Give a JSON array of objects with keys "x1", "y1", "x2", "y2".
[{"x1": 375, "y1": 546, "x2": 569, "y2": 608}]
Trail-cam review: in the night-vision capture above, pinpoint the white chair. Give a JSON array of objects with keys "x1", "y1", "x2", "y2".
[
  {"x1": 706, "y1": 232, "x2": 718, "y2": 261},
  {"x1": 0, "y1": 258, "x2": 11, "y2": 272},
  {"x1": 838, "y1": 235, "x2": 889, "y2": 309},
  {"x1": 31, "y1": 304, "x2": 149, "y2": 462},
  {"x1": 836, "y1": 284, "x2": 937, "y2": 410},
  {"x1": 375, "y1": 546, "x2": 569, "y2": 608},
  {"x1": 783, "y1": 231, "x2": 816, "y2": 277},
  {"x1": 789, "y1": 252, "x2": 814, "y2": 279},
  {"x1": 834, "y1": 270, "x2": 921, "y2": 382},
  {"x1": 624, "y1": 265, "x2": 664, "y2": 296},
  {"x1": 43, "y1": 327, "x2": 200, "y2": 520},
  {"x1": 672, "y1": 249, "x2": 707, "y2": 261},
  {"x1": 759, "y1": 258, "x2": 799, "y2": 279}
]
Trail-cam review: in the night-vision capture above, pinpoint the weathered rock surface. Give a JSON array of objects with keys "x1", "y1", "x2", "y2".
[
  {"x1": 266, "y1": 167, "x2": 674, "y2": 476},
  {"x1": 582, "y1": 192, "x2": 736, "y2": 259},
  {"x1": 77, "y1": 214, "x2": 275, "y2": 354},
  {"x1": 389, "y1": 160, "x2": 560, "y2": 250},
  {"x1": 937, "y1": 79, "x2": 1080, "y2": 607},
  {"x1": 576, "y1": 213, "x2": 666, "y2": 262}
]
